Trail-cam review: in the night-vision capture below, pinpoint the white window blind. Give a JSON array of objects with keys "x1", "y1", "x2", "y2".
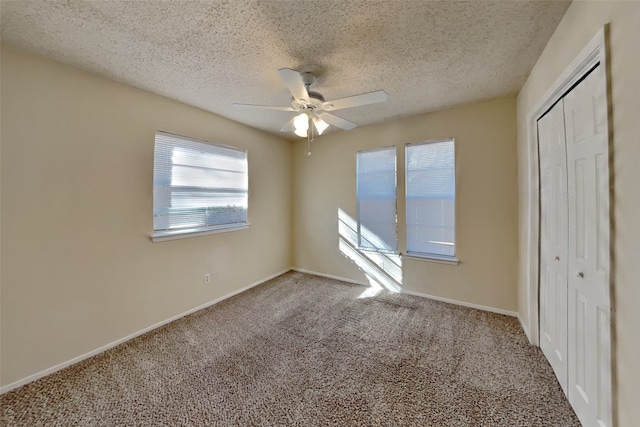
[
  {"x1": 356, "y1": 146, "x2": 397, "y2": 252},
  {"x1": 406, "y1": 139, "x2": 456, "y2": 258},
  {"x1": 153, "y1": 131, "x2": 248, "y2": 239}
]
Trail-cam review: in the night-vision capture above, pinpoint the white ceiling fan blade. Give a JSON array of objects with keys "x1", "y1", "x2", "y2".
[
  {"x1": 280, "y1": 116, "x2": 296, "y2": 132},
  {"x1": 278, "y1": 68, "x2": 309, "y2": 104},
  {"x1": 232, "y1": 103, "x2": 296, "y2": 112},
  {"x1": 320, "y1": 113, "x2": 357, "y2": 131},
  {"x1": 321, "y1": 90, "x2": 388, "y2": 111}
]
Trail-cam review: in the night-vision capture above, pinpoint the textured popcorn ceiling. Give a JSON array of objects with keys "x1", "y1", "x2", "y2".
[{"x1": 0, "y1": 0, "x2": 570, "y2": 138}]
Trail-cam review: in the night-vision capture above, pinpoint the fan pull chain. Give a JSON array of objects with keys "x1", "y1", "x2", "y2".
[{"x1": 307, "y1": 113, "x2": 313, "y2": 156}]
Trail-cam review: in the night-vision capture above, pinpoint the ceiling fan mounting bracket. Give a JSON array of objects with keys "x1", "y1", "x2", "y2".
[{"x1": 301, "y1": 72, "x2": 317, "y2": 87}]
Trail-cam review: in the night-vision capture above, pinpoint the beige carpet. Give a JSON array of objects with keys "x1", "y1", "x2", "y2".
[{"x1": 1, "y1": 271, "x2": 579, "y2": 426}]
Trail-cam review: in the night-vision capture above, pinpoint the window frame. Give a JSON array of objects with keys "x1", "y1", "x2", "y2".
[
  {"x1": 404, "y1": 138, "x2": 458, "y2": 264},
  {"x1": 355, "y1": 146, "x2": 399, "y2": 254},
  {"x1": 152, "y1": 131, "x2": 250, "y2": 242}
]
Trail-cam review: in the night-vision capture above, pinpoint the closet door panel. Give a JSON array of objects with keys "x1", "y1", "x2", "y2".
[
  {"x1": 537, "y1": 100, "x2": 569, "y2": 394},
  {"x1": 564, "y1": 64, "x2": 611, "y2": 427}
]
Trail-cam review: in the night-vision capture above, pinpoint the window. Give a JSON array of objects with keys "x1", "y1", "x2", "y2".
[
  {"x1": 153, "y1": 131, "x2": 248, "y2": 241},
  {"x1": 356, "y1": 146, "x2": 397, "y2": 253},
  {"x1": 405, "y1": 139, "x2": 456, "y2": 259}
]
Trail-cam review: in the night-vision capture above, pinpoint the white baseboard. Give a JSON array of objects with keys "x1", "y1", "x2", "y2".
[
  {"x1": 291, "y1": 268, "x2": 518, "y2": 318},
  {"x1": 0, "y1": 268, "x2": 291, "y2": 395},
  {"x1": 291, "y1": 267, "x2": 369, "y2": 287},
  {"x1": 517, "y1": 312, "x2": 533, "y2": 343},
  {"x1": 400, "y1": 289, "x2": 518, "y2": 318}
]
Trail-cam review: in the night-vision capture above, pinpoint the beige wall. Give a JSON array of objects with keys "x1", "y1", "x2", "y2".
[
  {"x1": 516, "y1": 1, "x2": 640, "y2": 426},
  {"x1": 293, "y1": 97, "x2": 519, "y2": 312},
  {"x1": 0, "y1": 45, "x2": 292, "y2": 387}
]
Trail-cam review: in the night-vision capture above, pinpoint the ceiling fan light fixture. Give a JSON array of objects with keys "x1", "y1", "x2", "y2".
[
  {"x1": 313, "y1": 117, "x2": 329, "y2": 135},
  {"x1": 294, "y1": 127, "x2": 308, "y2": 138},
  {"x1": 294, "y1": 112, "x2": 309, "y2": 137}
]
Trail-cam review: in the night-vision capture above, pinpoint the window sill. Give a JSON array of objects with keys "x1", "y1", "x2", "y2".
[
  {"x1": 151, "y1": 223, "x2": 250, "y2": 242},
  {"x1": 403, "y1": 253, "x2": 460, "y2": 265}
]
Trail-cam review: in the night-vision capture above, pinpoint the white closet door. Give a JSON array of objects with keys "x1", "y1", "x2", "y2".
[
  {"x1": 564, "y1": 64, "x2": 611, "y2": 427},
  {"x1": 537, "y1": 100, "x2": 569, "y2": 394}
]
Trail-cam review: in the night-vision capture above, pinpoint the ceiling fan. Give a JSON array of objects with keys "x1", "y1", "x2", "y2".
[{"x1": 233, "y1": 68, "x2": 387, "y2": 154}]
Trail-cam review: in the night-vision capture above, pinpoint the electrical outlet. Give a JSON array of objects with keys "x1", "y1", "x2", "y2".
[{"x1": 204, "y1": 273, "x2": 211, "y2": 284}]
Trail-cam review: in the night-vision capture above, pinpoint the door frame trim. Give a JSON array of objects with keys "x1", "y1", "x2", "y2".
[{"x1": 523, "y1": 26, "x2": 610, "y2": 347}]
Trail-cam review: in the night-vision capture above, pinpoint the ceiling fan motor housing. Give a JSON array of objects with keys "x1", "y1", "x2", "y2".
[{"x1": 292, "y1": 90, "x2": 325, "y2": 110}]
